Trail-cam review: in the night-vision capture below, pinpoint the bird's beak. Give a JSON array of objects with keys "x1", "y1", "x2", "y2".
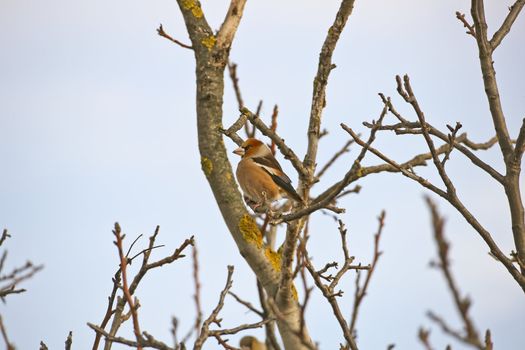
[{"x1": 233, "y1": 147, "x2": 244, "y2": 156}]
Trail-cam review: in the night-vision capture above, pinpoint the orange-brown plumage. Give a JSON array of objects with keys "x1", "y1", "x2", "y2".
[
  {"x1": 240, "y1": 336, "x2": 266, "y2": 350},
  {"x1": 233, "y1": 138, "x2": 303, "y2": 208}
]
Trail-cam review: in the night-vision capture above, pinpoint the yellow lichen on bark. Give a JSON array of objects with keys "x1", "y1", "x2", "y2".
[
  {"x1": 291, "y1": 283, "x2": 298, "y2": 301},
  {"x1": 265, "y1": 247, "x2": 281, "y2": 272},
  {"x1": 181, "y1": 0, "x2": 203, "y2": 18},
  {"x1": 201, "y1": 157, "x2": 213, "y2": 177},
  {"x1": 238, "y1": 214, "x2": 263, "y2": 248},
  {"x1": 201, "y1": 35, "x2": 216, "y2": 50}
]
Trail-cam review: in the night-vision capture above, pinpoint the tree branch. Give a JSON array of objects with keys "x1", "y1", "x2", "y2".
[
  {"x1": 194, "y1": 266, "x2": 234, "y2": 350},
  {"x1": 216, "y1": 0, "x2": 248, "y2": 50},
  {"x1": 348, "y1": 212, "x2": 385, "y2": 336},
  {"x1": 113, "y1": 223, "x2": 143, "y2": 350},
  {"x1": 157, "y1": 24, "x2": 193, "y2": 49},
  {"x1": 489, "y1": 0, "x2": 525, "y2": 50},
  {"x1": 471, "y1": 0, "x2": 525, "y2": 274},
  {"x1": 426, "y1": 198, "x2": 485, "y2": 349},
  {"x1": 303, "y1": 0, "x2": 356, "y2": 186}
]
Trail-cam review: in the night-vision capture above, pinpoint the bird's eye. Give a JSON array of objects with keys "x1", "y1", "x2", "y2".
[{"x1": 244, "y1": 145, "x2": 251, "y2": 150}]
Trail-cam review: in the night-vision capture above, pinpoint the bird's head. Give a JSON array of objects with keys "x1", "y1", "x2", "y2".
[{"x1": 233, "y1": 138, "x2": 270, "y2": 158}]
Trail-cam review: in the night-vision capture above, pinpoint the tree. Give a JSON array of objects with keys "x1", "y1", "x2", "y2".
[
  {"x1": 153, "y1": 0, "x2": 524, "y2": 348},
  {"x1": 1, "y1": 0, "x2": 524, "y2": 349}
]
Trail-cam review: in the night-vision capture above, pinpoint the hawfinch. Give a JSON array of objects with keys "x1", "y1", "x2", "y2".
[
  {"x1": 240, "y1": 336, "x2": 266, "y2": 350},
  {"x1": 233, "y1": 138, "x2": 303, "y2": 209}
]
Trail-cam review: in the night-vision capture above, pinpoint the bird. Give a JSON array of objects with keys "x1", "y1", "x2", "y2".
[
  {"x1": 239, "y1": 336, "x2": 267, "y2": 350},
  {"x1": 233, "y1": 138, "x2": 303, "y2": 210}
]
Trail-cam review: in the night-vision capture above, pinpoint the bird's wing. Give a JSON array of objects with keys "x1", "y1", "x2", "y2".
[
  {"x1": 252, "y1": 155, "x2": 284, "y2": 171},
  {"x1": 252, "y1": 156, "x2": 302, "y2": 202},
  {"x1": 252, "y1": 156, "x2": 289, "y2": 181}
]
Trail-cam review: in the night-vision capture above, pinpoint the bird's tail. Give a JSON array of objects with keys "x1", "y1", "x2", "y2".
[{"x1": 285, "y1": 187, "x2": 304, "y2": 203}]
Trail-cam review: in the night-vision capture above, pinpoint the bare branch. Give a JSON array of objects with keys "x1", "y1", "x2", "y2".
[
  {"x1": 157, "y1": 24, "x2": 193, "y2": 49},
  {"x1": 418, "y1": 328, "x2": 435, "y2": 350},
  {"x1": 455, "y1": 12, "x2": 476, "y2": 37},
  {"x1": 191, "y1": 244, "x2": 203, "y2": 336},
  {"x1": 113, "y1": 223, "x2": 143, "y2": 349},
  {"x1": 470, "y1": 0, "x2": 525, "y2": 278},
  {"x1": 193, "y1": 265, "x2": 234, "y2": 350},
  {"x1": 425, "y1": 198, "x2": 485, "y2": 349},
  {"x1": 348, "y1": 122, "x2": 525, "y2": 290},
  {"x1": 342, "y1": 124, "x2": 448, "y2": 199},
  {"x1": 228, "y1": 62, "x2": 245, "y2": 110},
  {"x1": 208, "y1": 318, "x2": 273, "y2": 336},
  {"x1": 0, "y1": 231, "x2": 43, "y2": 301},
  {"x1": 182, "y1": 243, "x2": 203, "y2": 343},
  {"x1": 0, "y1": 315, "x2": 15, "y2": 350},
  {"x1": 216, "y1": 0, "x2": 248, "y2": 50},
  {"x1": 88, "y1": 323, "x2": 173, "y2": 350},
  {"x1": 274, "y1": 105, "x2": 389, "y2": 224},
  {"x1": 514, "y1": 118, "x2": 525, "y2": 162},
  {"x1": 222, "y1": 113, "x2": 247, "y2": 146},
  {"x1": 270, "y1": 105, "x2": 279, "y2": 155},
  {"x1": 303, "y1": 246, "x2": 357, "y2": 350},
  {"x1": 315, "y1": 139, "x2": 354, "y2": 180},
  {"x1": 489, "y1": 0, "x2": 525, "y2": 50},
  {"x1": 214, "y1": 334, "x2": 240, "y2": 350},
  {"x1": 65, "y1": 331, "x2": 73, "y2": 350},
  {"x1": 93, "y1": 226, "x2": 193, "y2": 350},
  {"x1": 349, "y1": 211, "x2": 385, "y2": 336},
  {"x1": 256, "y1": 280, "x2": 282, "y2": 350},
  {"x1": 397, "y1": 75, "x2": 456, "y2": 195},
  {"x1": 471, "y1": 0, "x2": 514, "y2": 159},
  {"x1": 377, "y1": 92, "x2": 503, "y2": 183},
  {"x1": 228, "y1": 291, "x2": 264, "y2": 317},
  {"x1": 0, "y1": 230, "x2": 10, "y2": 247},
  {"x1": 303, "y1": 0, "x2": 356, "y2": 186}
]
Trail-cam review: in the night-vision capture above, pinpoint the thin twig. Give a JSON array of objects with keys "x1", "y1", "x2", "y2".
[
  {"x1": 214, "y1": 334, "x2": 240, "y2": 350},
  {"x1": 455, "y1": 11, "x2": 476, "y2": 37},
  {"x1": 349, "y1": 211, "x2": 385, "y2": 336},
  {"x1": 228, "y1": 291, "x2": 264, "y2": 317},
  {"x1": 315, "y1": 139, "x2": 354, "y2": 180},
  {"x1": 208, "y1": 318, "x2": 273, "y2": 336},
  {"x1": 270, "y1": 105, "x2": 279, "y2": 155},
  {"x1": 157, "y1": 24, "x2": 193, "y2": 49},
  {"x1": 192, "y1": 243, "x2": 203, "y2": 334},
  {"x1": 256, "y1": 280, "x2": 281, "y2": 350},
  {"x1": 88, "y1": 323, "x2": 173, "y2": 350},
  {"x1": 425, "y1": 198, "x2": 485, "y2": 349},
  {"x1": 0, "y1": 230, "x2": 10, "y2": 247},
  {"x1": 344, "y1": 120, "x2": 525, "y2": 290},
  {"x1": 418, "y1": 328, "x2": 435, "y2": 350},
  {"x1": 96, "y1": 226, "x2": 193, "y2": 350},
  {"x1": 91, "y1": 269, "x2": 121, "y2": 350},
  {"x1": 0, "y1": 315, "x2": 15, "y2": 350},
  {"x1": 65, "y1": 331, "x2": 73, "y2": 350},
  {"x1": 514, "y1": 118, "x2": 525, "y2": 162},
  {"x1": 194, "y1": 266, "x2": 235, "y2": 350},
  {"x1": 113, "y1": 223, "x2": 143, "y2": 350},
  {"x1": 228, "y1": 62, "x2": 244, "y2": 110}
]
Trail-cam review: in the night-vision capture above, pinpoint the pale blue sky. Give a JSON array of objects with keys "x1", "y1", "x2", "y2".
[{"x1": 1, "y1": 0, "x2": 524, "y2": 349}]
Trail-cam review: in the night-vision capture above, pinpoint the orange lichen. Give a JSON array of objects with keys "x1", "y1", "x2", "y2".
[
  {"x1": 238, "y1": 214, "x2": 262, "y2": 248},
  {"x1": 265, "y1": 247, "x2": 281, "y2": 272}
]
